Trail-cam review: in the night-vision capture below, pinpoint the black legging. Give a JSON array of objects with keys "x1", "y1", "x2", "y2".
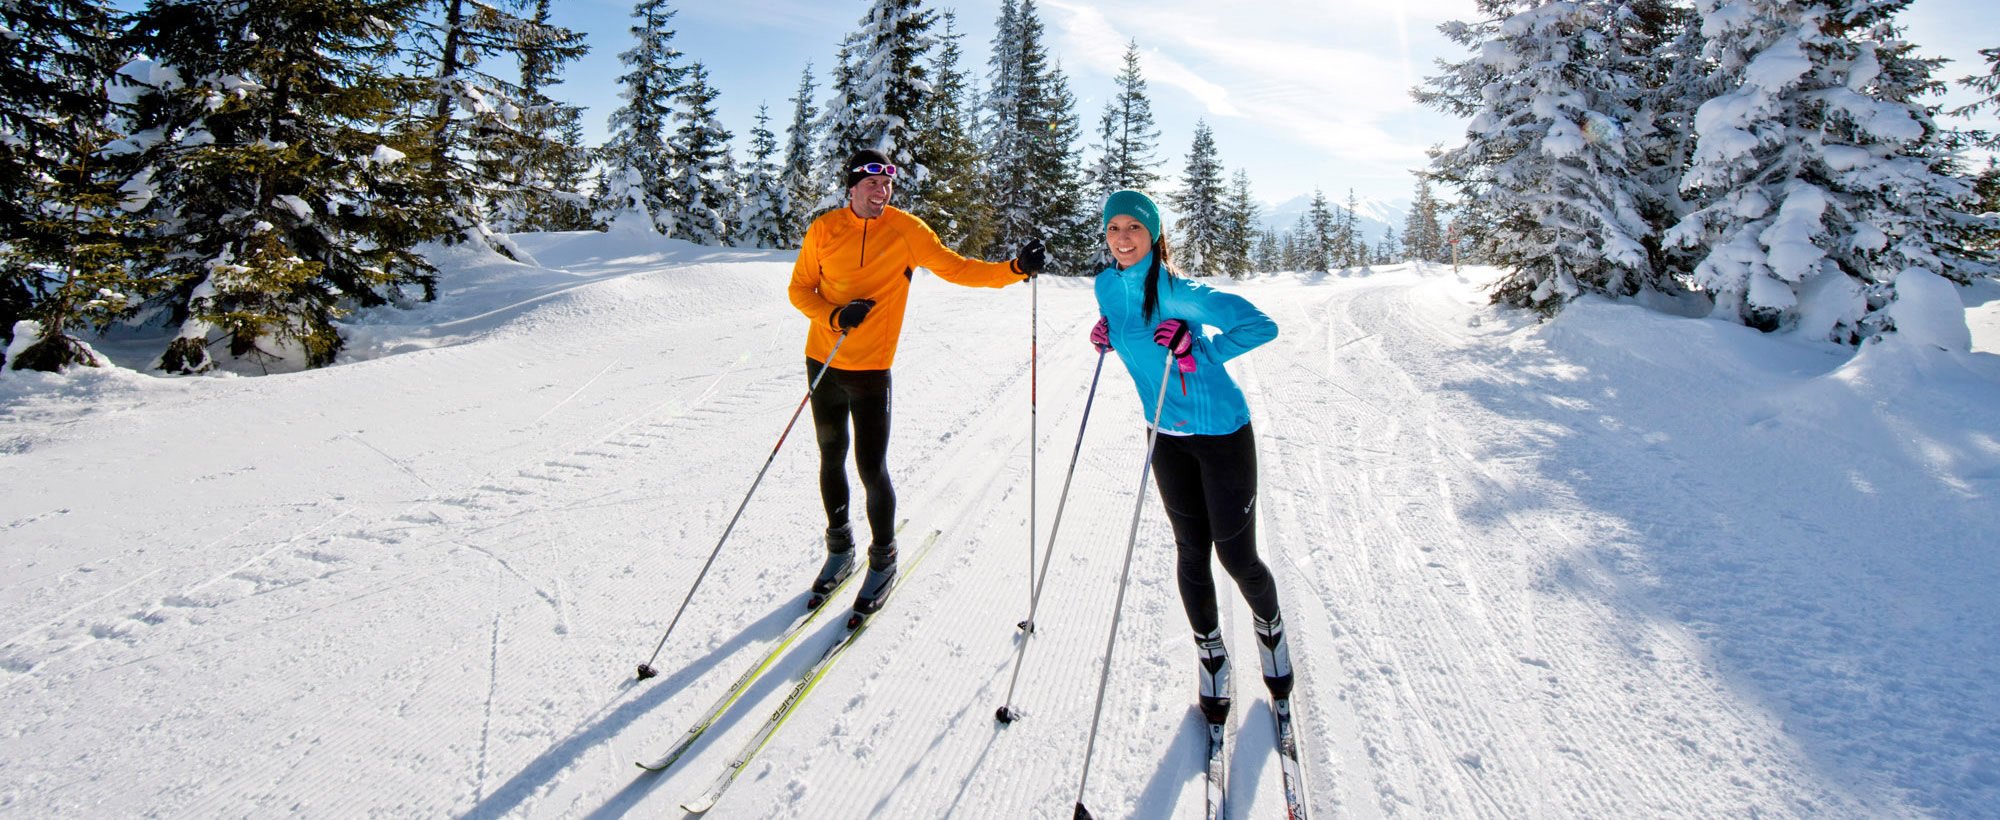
[
  {"x1": 806, "y1": 358, "x2": 896, "y2": 548},
  {"x1": 1151, "y1": 423, "x2": 1281, "y2": 635}
]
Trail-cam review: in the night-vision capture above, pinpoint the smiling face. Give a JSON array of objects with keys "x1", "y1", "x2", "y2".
[
  {"x1": 1105, "y1": 214, "x2": 1153, "y2": 269},
  {"x1": 849, "y1": 175, "x2": 894, "y2": 219}
]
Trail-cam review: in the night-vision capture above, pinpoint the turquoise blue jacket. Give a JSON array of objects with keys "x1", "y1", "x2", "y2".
[{"x1": 1094, "y1": 255, "x2": 1277, "y2": 436}]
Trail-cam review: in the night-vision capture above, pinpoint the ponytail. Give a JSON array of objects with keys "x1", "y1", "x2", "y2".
[{"x1": 1142, "y1": 234, "x2": 1174, "y2": 322}]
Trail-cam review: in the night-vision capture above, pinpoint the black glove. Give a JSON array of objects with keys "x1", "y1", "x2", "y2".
[
  {"x1": 833, "y1": 299, "x2": 875, "y2": 330},
  {"x1": 1013, "y1": 238, "x2": 1046, "y2": 278}
]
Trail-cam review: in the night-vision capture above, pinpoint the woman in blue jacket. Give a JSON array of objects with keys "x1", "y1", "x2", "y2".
[{"x1": 1091, "y1": 189, "x2": 1292, "y2": 722}]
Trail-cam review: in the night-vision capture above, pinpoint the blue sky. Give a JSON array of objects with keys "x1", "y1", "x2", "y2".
[{"x1": 547, "y1": 0, "x2": 1999, "y2": 208}]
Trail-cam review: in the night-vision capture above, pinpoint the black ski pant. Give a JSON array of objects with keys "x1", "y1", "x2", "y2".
[
  {"x1": 1151, "y1": 422, "x2": 1281, "y2": 636},
  {"x1": 807, "y1": 359, "x2": 896, "y2": 556}
]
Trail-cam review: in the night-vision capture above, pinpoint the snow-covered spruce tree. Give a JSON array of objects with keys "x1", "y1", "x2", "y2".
[
  {"x1": 124, "y1": 0, "x2": 443, "y2": 373},
  {"x1": 814, "y1": 43, "x2": 862, "y2": 208},
  {"x1": 1038, "y1": 62, "x2": 1094, "y2": 268},
  {"x1": 735, "y1": 104, "x2": 786, "y2": 249},
  {"x1": 1972, "y1": 158, "x2": 2000, "y2": 254},
  {"x1": 0, "y1": 0, "x2": 147, "y2": 371},
  {"x1": 402, "y1": 0, "x2": 586, "y2": 250},
  {"x1": 1285, "y1": 213, "x2": 1312, "y2": 271},
  {"x1": 835, "y1": 0, "x2": 937, "y2": 210},
  {"x1": 1304, "y1": 189, "x2": 1336, "y2": 273},
  {"x1": 1952, "y1": 47, "x2": 2000, "y2": 150},
  {"x1": 498, "y1": 0, "x2": 594, "y2": 233},
  {"x1": 1665, "y1": 0, "x2": 1987, "y2": 339},
  {"x1": 778, "y1": 64, "x2": 821, "y2": 245},
  {"x1": 1219, "y1": 170, "x2": 1259, "y2": 278},
  {"x1": 593, "y1": 0, "x2": 685, "y2": 233},
  {"x1": 1089, "y1": 39, "x2": 1164, "y2": 201},
  {"x1": 1255, "y1": 227, "x2": 1285, "y2": 272},
  {"x1": 665, "y1": 63, "x2": 735, "y2": 246},
  {"x1": 1170, "y1": 121, "x2": 1228, "y2": 276},
  {"x1": 515, "y1": 92, "x2": 596, "y2": 231},
  {"x1": 1376, "y1": 227, "x2": 1402, "y2": 264},
  {"x1": 1404, "y1": 176, "x2": 1449, "y2": 262},
  {"x1": 906, "y1": 12, "x2": 991, "y2": 253},
  {"x1": 981, "y1": 0, "x2": 1089, "y2": 264},
  {"x1": 1420, "y1": 0, "x2": 1680, "y2": 315},
  {"x1": 1335, "y1": 188, "x2": 1361, "y2": 268}
]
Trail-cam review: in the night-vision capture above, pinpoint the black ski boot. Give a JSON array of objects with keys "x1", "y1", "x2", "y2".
[
  {"x1": 808, "y1": 523, "x2": 856, "y2": 609},
  {"x1": 849, "y1": 540, "x2": 899, "y2": 620},
  {"x1": 1255, "y1": 612, "x2": 1294, "y2": 698},
  {"x1": 1195, "y1": 628, "x2": 1231, "y2": 724}
]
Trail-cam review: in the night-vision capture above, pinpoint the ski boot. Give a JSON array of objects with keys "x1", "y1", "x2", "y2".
[
  {"x1": 1195, "y1": 628, "x2": 1231, "y2": 724},
  {"x1": 1255, "y1": 612, "x2": 1294, "y2": 699},
  {"x1": 807, "y1": 523, "x2": 856, "y2": 609},
  {"x1": 848, "y1": 540, "x2": 899, "y2": 626}
]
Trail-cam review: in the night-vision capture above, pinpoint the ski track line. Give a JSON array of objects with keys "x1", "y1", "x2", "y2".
[
  {"x1": 1373, "y1": 279, "x2": 1846, "y2": 816},
  {"x1": 5, "y1": 316, "x2": 797, "y2": 817},
  {"x1": 1316, "y1": 278, "x2": 1575, "y2": 817},
  {"x1": 1255, "y1": 272, "x2": 1868, "y2": 817},
  {"x1": 0, "y1": 327, "x2": 766, "y2": 694},
  {"x1": 701, "y1": 301, "x2": 1099, "y2": 817}
]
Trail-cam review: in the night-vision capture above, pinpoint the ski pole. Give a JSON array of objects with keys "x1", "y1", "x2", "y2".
[
  {"x1": 996, "y1": 348, "x2": 1107, "y2": 723},
  {"x1": 635, "y1": 330, "x2": 851, "y2": 680},
  {"x1": 1026, "y1": 275, "x2": 1039, "y2": 629},
  {"x1": 1073, "y1": 349, "x2": 1178, "y2": 817}
]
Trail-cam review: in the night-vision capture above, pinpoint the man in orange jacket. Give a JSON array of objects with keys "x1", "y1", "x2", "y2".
[{"x1": 790, "y1": 148, "x2": 1045, "y2": 616}]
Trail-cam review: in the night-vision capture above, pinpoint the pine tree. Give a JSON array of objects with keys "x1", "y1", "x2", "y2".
[
  {"x1": 403, "y1": 0, "x2": 587, "y2": 248},
  {"x1": 1089, "y1": 39, "x2": 1164, "y2": 201},
  {"x1": 815, "y1": 42, "x2": 862, "y2": 208},
  {"x1": 1305, "y1": 189, "x2": 1336, "y2": 273},
  {"x1": 504, "y1": 0, "x2": 594, "y2": 232},
  {"x1": 735, "y1": 104, "x2": 785, "y2": 249},
  {"x1": 1287, "y1": 213, "x2": 1313, "y2": 272},
  {"x1": 665, "y1": 63, "x2": 736, "y2": 246},
  {"x1": 0, "y1": 0, "x2": 144, "y2": 371},
  {"x1": 124, "y1": 0, "x2": 443, "y2": 373},
  {"x1": 1972, "y1": 158, "x2": 2000, "y2": 253},
  {"x1": 1665, "y1": 0, "x2": 1989, "y2": 340},
  {"x1": 838, "y1": 0, "x2": 938, "y2": 210},
  {"x1": 981, "y1": 0, "x2": 1088, "y2": 265},
  {"x1": 779, "y1": 64, "x2": 822, "y2": 245},
  {"x1": 1170, "y1": 121, "x2": 1228, "y2": 276},
  {"x1": 1377, "y1": 227, "x2": 1401, "y2": 264},
  {"x1": 594, "y1": 0, "x2": 686, "y2": 233},
  {"x1": 1334, "y1": 188, "x2": 1360, "y2": 268},
  {"x1": 1952, "y1": 47, "x2": 2000, "y2": 150},
  {"x1": 907, "y1": 12, "x2": 990, "y2": 251},
  {"x1": 1421, "y1": 0, "x2": 1677, "y2": 315},
  {"x1": 1403, "y1": 176, "x2": 1448, "y2": 263},
  {"x1": 1253, "y1": 227, "x2": 1282, "y2": 272},
  {"x1": 1218, "y1": 169, "x2": 1259, "y2": 278}
]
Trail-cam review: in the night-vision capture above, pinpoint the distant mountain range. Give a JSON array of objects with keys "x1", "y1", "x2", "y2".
[
  {"x1": 1143, "y1": 193, "x2": 1412, "y2": 244},
  {"x1": 1259, "y1": 194, "x2": 1410, "y2": 243}
]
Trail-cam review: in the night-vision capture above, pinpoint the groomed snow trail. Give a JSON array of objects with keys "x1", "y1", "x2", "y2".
[{"x1": 4, "y1": 235, "x2": 1994, "y2": 818}]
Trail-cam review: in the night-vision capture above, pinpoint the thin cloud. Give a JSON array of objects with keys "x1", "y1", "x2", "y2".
[{"x1": 1042, "y1": 0, "x2": 1445, "y2": 178}]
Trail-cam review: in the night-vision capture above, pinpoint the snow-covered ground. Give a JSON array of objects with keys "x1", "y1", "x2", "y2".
[{"x1": 3, "y1": 229, "x2": 1998, "y2": 818}]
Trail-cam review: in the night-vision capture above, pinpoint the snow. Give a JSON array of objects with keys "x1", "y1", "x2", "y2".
[
  {"x1": 4, "y1": 232, "x2": 2000, "y2": 817},
  {"x1": 1889, "y1": 268, "x2": 1973, "y2": 352}
]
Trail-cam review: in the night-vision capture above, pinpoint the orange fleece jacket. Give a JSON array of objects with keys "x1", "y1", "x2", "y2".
[{"x1": 789, "y1": 205, "x2": 1023, "y2": 370}]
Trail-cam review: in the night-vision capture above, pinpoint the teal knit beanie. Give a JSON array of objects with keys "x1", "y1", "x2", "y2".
[{"x1": 1102, "y1": 189, "x2": 1162, "y2": 239}]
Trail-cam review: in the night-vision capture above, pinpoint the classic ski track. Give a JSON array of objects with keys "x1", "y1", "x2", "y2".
[
  {"x1": 9, "y1": 304, "x2": 826, "y2": 816},
  {"x1": 1245, "y1": 270, "x2": 1869, "y2": 817},
  {"x1": 688, "y1": 297, "x2": 1109, "y2": 817},
  {"x1": 6, "y1": 263, "x2": 1923, "y2": 817},
  {"x1": 0, "y1": 318, "x2": 787, "y2": 697}
]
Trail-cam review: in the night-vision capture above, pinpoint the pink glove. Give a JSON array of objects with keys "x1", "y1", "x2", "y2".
[
  {"x1": 1154, "y1": 319, "x2": 1196, "y2": 373},
  {"x1": 1090, "y1": 317, "x2": 1112, "y2": 353}
]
